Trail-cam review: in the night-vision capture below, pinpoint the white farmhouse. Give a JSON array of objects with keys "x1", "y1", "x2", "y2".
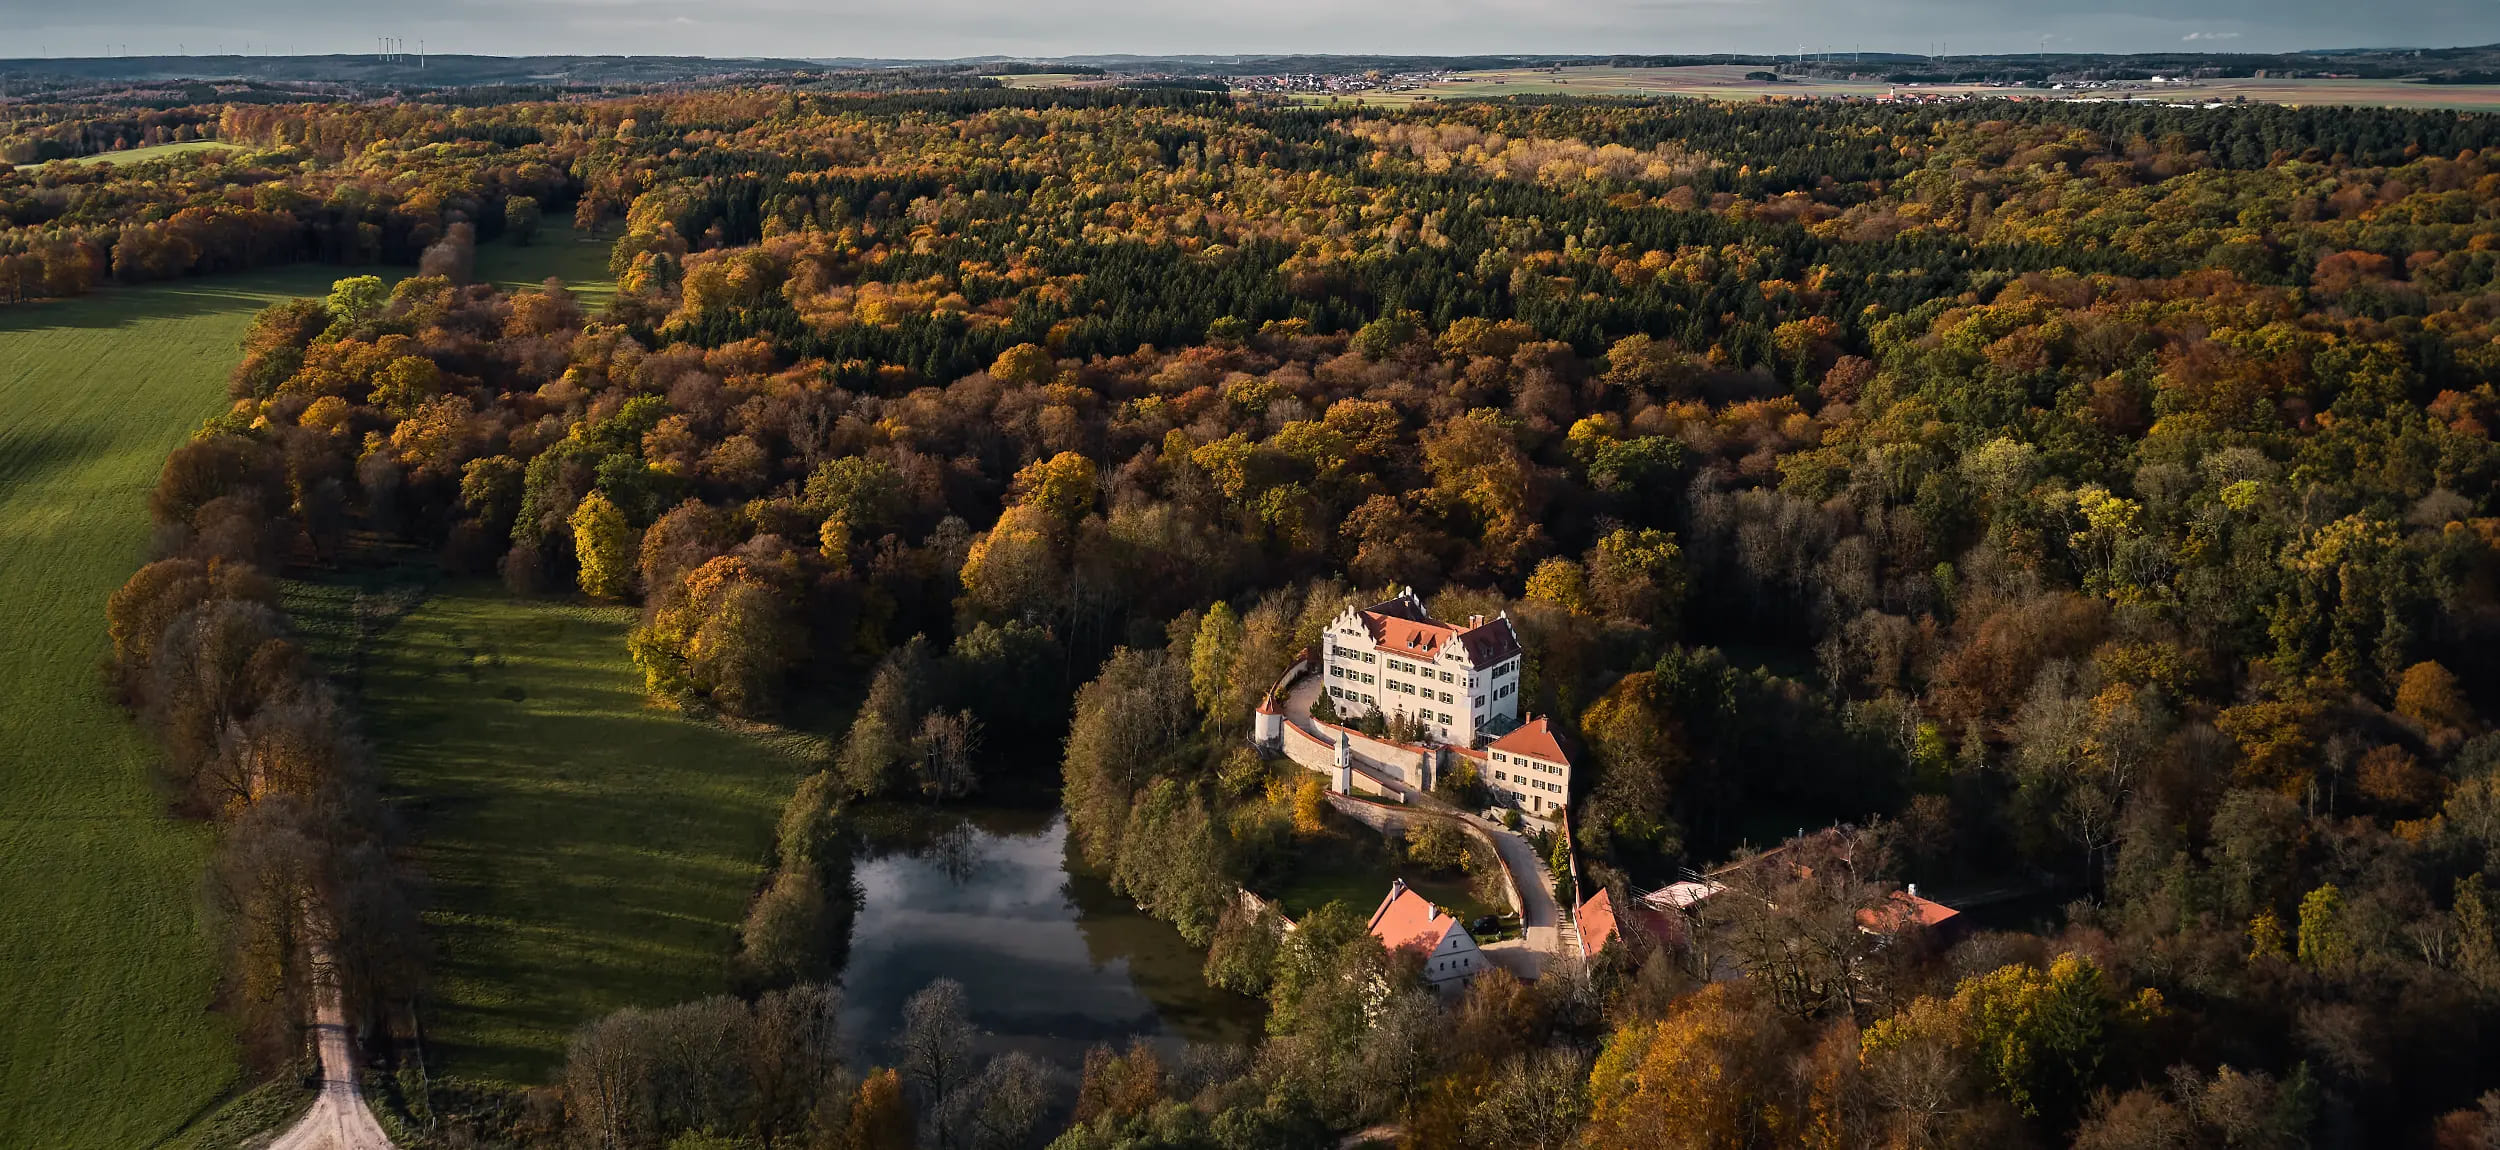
[
  {"x1": 1368, "y1": 879, "x2": 1484, "y2": 991},
  {"x1": 1320, "y1": 589, "x2": 1523, "y2": 747}
]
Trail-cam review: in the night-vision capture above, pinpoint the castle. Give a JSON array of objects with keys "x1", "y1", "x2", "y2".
[
  {"x1": 1255, "y1": 589, "x2": 1575, "y2": 823},
  {"x1": 1317, "y1": 588, "x2": 1523, "y2": 746}
]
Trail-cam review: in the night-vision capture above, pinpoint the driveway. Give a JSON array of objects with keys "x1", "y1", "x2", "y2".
[
  {"x1": 1280, "y1": 668, "x2": 1567, "y2": 961},
  {"x1": 267, "y1": 969, "x2": 394, "y2": 1150}
]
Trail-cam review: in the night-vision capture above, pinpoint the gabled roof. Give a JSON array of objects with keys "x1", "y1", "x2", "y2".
[
  {"x1": 1368, "y1": 613, "x2": 1460, "y2": 660},
  {"x1": 1489, "y1": 716, "x2": 1570, "y2": 767},
  {"x1": 1452, "y1": 615, "x2": 1520, "y2": 667},
  {"x1": 1577, "y1": 888, "x2": 1620, "y2": 960},
  {"x1": 1353, "y1": 590, "x2": 1520, "y2": 667},
  {"x1": 1641, "y1": 880, "x2": 1725, "y2": 911},
  {"x1": 1368, "y1": 879, "x2": 1462, "y2": 956},
  {"x1": 1856, "y1": 889, "x2": 1962, "y2": 934},
  {"x1": 1580, "y1": 887, "x2": 1685, "y2": 956}
]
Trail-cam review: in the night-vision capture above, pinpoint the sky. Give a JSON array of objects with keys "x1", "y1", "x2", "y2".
[{"x1": 3, "y1": 0, "x2": 2496, "y2": 61}]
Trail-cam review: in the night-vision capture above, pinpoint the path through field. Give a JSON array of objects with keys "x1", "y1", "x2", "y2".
[
  {"x1": 0, "y1": 234, "x2": 610, "y2": 1145},
  {"x1": 0, "y1": 269, "x2": 352, "y2": 1149},
  {"x1": 267, "y1": 960, "x2": 394, "y2": 1150}
]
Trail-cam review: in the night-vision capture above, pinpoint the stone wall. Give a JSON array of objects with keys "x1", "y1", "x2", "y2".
[
  {"x1": 1333, "y1": 723, "x2": 1436, "y2": 788},
  {"x1": 1326, "y1": 793, "x2": 1526, "y2": 924}
]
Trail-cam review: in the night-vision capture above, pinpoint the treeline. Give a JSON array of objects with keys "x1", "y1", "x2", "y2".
[
  {"x1": 0, "y1": 100, "x2": 584, "y2": 304},
  {"x1": 0, "y1": 103, "x2": 220, "y2": 164},
  {"x1": 103, "y1": 430, "x2": 424, "y2": 1069},
  {"x1": 541, "y1": 978, "x2": 1048, "y2": 1150}
]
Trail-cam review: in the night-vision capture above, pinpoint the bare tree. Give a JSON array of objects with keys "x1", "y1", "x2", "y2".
[
  {"x1": 939, "y1": 1050, "x2": 1053, "y2": 1150},
  {"x1": 1470, "y1": 1047, "x2": 1591, "y2": 1150},
  {"x1": 913, "y1": 709, "x2": 983, "y2": 799},
  {"x1": 898, "y1": 979, "x2": 978, "y2": 1143}
]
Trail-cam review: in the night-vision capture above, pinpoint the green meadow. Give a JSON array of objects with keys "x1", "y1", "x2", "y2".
[
  {"x1": 0, "y1": 268, "x2": 339, "y2": 1149},
  {"x1": 0, "y1": 229, "x2": 615, "y2": 1145},
  {"x1": 296, "y1": 584, "x2": 816, "y2": 1086},
  {"x1": 10, "y1": 139, "x2": 237, "y2": 170}
]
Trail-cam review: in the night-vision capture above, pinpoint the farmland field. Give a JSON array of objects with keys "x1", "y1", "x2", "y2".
[
  {"x1": 297, "y1": 583, "x2": 820, "y2": 1085},
  {"x1": 0, "y1": 233, "x2": 615, "y2": 1145},
  {"x1": 10, "y1": 138, "x2": 236, "y2": 169},
  {"x1": 0, "y1": 267, "x2": 342, "y2": 1150},
  {"x1": 1290, "y1": 64, "x2": 2500, "y2": 111},
  {"x1": 988, "y1": 72, "x2": 1105, "y2": 89}
]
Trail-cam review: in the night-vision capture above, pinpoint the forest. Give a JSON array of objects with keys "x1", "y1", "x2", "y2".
[{"x1": 30, "y1": 81, "x2": 2500, "y2": 1147}]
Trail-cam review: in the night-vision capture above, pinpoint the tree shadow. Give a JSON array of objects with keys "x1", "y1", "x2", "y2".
[
  {"x1": 0, "y1": 274, "x2": 334, "y2": 334},
  {"x1": 0, "y1": 425, "x2": 117, "y2": 503}
]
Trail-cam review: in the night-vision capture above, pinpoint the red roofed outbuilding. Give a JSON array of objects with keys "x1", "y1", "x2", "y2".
[
  {"x1": 1856, "y1": 887, "x2": 1964, "y2": 937},
  {"x1": 1575, "y1": 887, "x2": 1685, "y2": 959},
  {"x1": 1369, "y1": 879, "x2": 1485, "y2": 991}
]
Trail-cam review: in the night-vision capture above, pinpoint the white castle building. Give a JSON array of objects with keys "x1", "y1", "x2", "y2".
[{"x1": 1319, "y1": 589, "x2": 1524, "y2": 747}]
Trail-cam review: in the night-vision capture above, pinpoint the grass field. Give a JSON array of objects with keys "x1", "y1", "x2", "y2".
[
  {"x1": 12, "y1": 139, "x2": 236, "y2": 170},
  {"x1": 0, "y1": 230, "x2": 615, "y2": 1144},
  {"x1": 0, "y1": 266, "x2": 353, "y2": 1150},
  {"x1": 1291, "y1": 64, "x2": 2500, "y2": 112},
  {"x1": 1265, "y1": 815, "x2": 1506, "y2": 928},
  {"x1": 474, "y1": 221, "x2": 618, "y2": 309},
  {"x1": 987, "y1": 73, "x2": 1105, "y2": 89},
  {"x1": 298, "y1": 583, "x2": 817, "y2": 1085}
]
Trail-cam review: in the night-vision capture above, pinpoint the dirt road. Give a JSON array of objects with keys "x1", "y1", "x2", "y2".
[{"x1": 267, "y1": 972, "x2": 394, "y2": 1150}]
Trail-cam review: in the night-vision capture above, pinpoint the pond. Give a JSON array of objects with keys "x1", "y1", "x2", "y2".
[{"x1": 837, "y1": 806, "x2": 1266, "y2": 1069}]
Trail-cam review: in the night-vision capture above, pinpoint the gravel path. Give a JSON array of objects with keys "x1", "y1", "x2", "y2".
[{"x1": 267, "y1": 971, "x2": 394, "y2": 1150}]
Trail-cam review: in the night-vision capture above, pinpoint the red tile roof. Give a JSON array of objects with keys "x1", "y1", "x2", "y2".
[
  {"x1": 1578, "y1": 887, "x2": 1684, "y2": 956},
  {"x1": 1356, "y1": 593, "x2": 1519, "y2": 667},
  {"x1": 1576, "y1": 888, "x2": 1620, "y2": 959},
  {"x1": 1489, "y1": 716, "x2": 1570, "y2": 767},
  {"x1": 1369, "y1": 615, "x2": 1460, "y2": 659},
  {"x1": 1855, "y1": 890, "x2": 1962, "y2": 934},
  {"x1": 1368, "y1": 879, "x2": 1461, "y2": 956}
]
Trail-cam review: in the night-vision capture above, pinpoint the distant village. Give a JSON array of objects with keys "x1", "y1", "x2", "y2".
[{"x1": 1226, "y1": 70, "x2": 1455, "y2": 97}]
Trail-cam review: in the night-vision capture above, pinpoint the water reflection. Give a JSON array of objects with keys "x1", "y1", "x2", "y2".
[{"x1": 839, "y1": 807, "x2": 1265, "y2": 1069}]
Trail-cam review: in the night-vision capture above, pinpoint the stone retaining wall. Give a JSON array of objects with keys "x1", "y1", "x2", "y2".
[{"x1": 1325, "y1": 793, "x2": 1525, "y2": 924}]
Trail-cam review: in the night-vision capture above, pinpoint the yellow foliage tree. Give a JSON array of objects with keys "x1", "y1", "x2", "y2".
[
  {"x1": 1011, "y1": 450, "x2": 1098, "y2": 522},
  {"x1": 847, "y1": 1068, "x2": 914, "y2": 1150},
  {"x1": 2396, "y1": 660, "x2": 2471, "y2": 737},
  {"x1": 569, "y1": 490, "x2": 635, "y2": 600},
  {"x1": 957, "y1": 502, "x2": 1065, "y2": 621},
  {"x1": 1293, "y1": 773, "x2": 1328, "y2": 836},
  {"x1": 1582, "y1": 982, "x2": 1776, "y2": 1148},
  {"x1": 1525, "y1": 557, "x2": 1591, "y2": 615}
]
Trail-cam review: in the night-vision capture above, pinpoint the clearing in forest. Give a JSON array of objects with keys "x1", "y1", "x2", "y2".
[
  {"x1": 1298, "y1": 64, "x2": 2500, "y2": 111},
  {"x1": 318, "y1": 584, "x2": 816, "y2": 1086}
]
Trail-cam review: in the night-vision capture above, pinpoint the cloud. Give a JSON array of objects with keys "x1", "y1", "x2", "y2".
[{"x1": 2180, "y1": 30, "x2": 2244, "y2": 40}]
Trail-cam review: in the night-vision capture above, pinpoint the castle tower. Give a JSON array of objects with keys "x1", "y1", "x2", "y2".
[{"x1": 1253, "y1": 692, "x2": 1283, "y2": 747}]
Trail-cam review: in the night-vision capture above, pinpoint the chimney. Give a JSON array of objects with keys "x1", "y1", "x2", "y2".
[
  {"x1": 1907, "y1": 883, "x2": 1919, "y2": 899},
  {"x1": 1468, "y1": 614, "x2": 1483, "y2": 628}
]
